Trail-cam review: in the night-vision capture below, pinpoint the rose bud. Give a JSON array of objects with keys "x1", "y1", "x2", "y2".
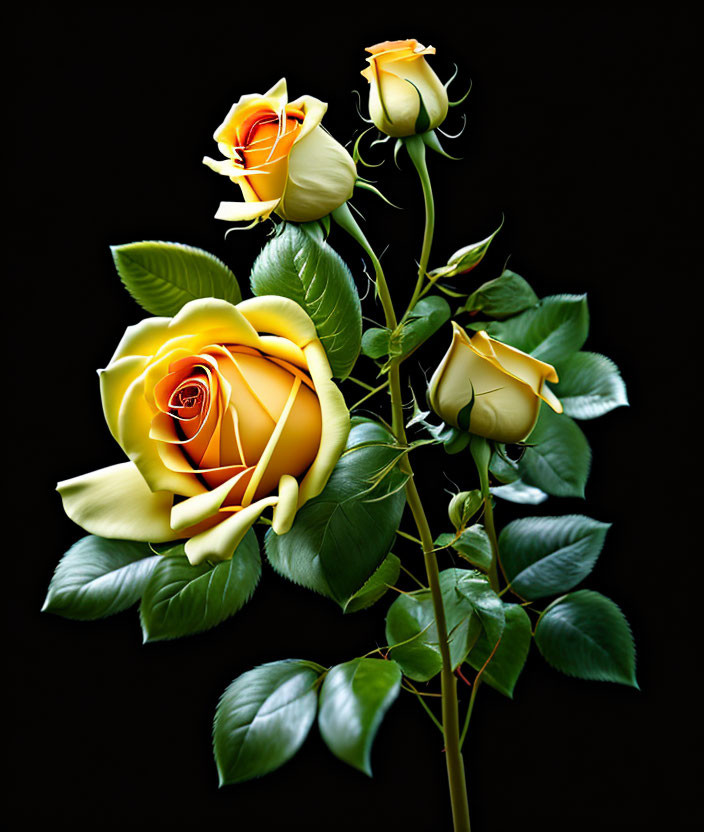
[
  {"x1": 448, "y1": 489, "x2": 483, "y2": 531},
  {"x1": 203, "y1": 78, "x2": 357, "y2": 224},
  {"x1": 58, "y1": 297, "x2": 350, "y2": 565},
  {"x1": 361, "y1": 39, "x2": 449, "y2": 137},
  {"x1": 428, "y1": 322, "x2": 562, "y2": 444}
]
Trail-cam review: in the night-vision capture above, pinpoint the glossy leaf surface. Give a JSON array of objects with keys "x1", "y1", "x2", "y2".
[
  {"x1": 250, "y1": 223, "x2": 361, "y2": 379},
  {"x1": 214, "y1": 659, "x2": 324, "y2": 785},
  {"x1": 43, "y1": 535, "x2": 159, "y2": 620},
  {"x1": 318, "y1": 658, "x2": 402, "y2": 776}
]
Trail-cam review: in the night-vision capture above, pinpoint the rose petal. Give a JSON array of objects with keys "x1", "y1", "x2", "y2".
[
  {"x1": 298, "y1": 339, "x2": 350, "y2": 505},
  {"x1": 236, "y1": 295, "x2": 317, "y2": 348},
  {"x1": 57, "y1": 462, "x2": 178, "y2": 541},
  {"x1": 185, "y1": 497, "x2": 279, "y2": 565}
]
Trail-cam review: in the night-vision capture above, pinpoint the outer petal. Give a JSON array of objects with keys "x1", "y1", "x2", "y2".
[
  {"x1": 213, "y1": 78, "x2": 289, "y2": 148},
  {"x1": 214, "y1": 199, "x2": 280, "y2": 223},
  {"x1": 272, "y1": 474, "x2": 299, "y2": 534},
  {"x1": 236, "y1": 295, "x2": 318, "y2": 348},
  {"x1": 57, "y1": 463, "x2": 178, "y2": 541},
  {"x1": 287, "y1": 93, "x2": 328, "y2": 143},
  {"x1": 280, "y1": 126, "x2": 357, "y2": 222},
  {"x1": 185, "y1": 497, "x2": 278, "y2": 565},
  {"x1": 99, "y1": 354, "x2": 150, "y2": 441},
  {"x1": 298, "y1": 339, "x2": 350, "y2": 504}
]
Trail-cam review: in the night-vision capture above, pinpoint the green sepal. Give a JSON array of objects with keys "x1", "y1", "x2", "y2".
[
  {"x1": 406, "y1": 81, "x2": 431, "y2": 134},
  {"x1": 213, "y1": 659, "x2": 325, "y2": 785},
  {"x1": 456, "y1": 384, "x2": 475, "y2": 431},
  {"x1": 422, "y1": 129, "x2": 462, "y2": 160},
  {"x1": 318, "y1": 658, "x2": 402, "y2": 776},
  {"x1": 111, "y1": 241, "x2": 241, "y2": 316}
]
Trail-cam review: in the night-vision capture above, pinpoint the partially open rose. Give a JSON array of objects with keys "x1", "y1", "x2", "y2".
[
  {"x1": 428, "y1": 323, "x2": 562, "y2": 443},
  {"x1": 203, "y1": 78, "x2": 357, "y2": 224},
  {"x1": 361, "y1": 39, "x2": 449, "y2": 137},
  {"x1": 58, "y1": 297, "x2": 350, "y2": 564}
]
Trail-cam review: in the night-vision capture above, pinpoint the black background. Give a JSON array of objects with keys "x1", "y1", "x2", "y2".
[{"x1": 10, "y1": 8, "x2": 698, "y2": 831}]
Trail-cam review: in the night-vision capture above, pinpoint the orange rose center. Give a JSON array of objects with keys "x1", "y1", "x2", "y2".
[
  {"x1": 152, "y1": 345, "x2": 322, "y2": 508},
  {"x1": 236, "y1": 106, "x2": 304, "y2": 202}
]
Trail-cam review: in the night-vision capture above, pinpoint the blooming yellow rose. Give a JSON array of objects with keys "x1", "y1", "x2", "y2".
[
  {"x1": 361, "y1": 39, "x2": 449, "y2": 137},
  {"x1": 428, "y1": 323, "x2": 563, "y2": 443},
  {"x1": 203, "y1": 78, "x2": 357, "y2": 224},
  {"x1": 58, "y1": 297, "x2": 350, "y2": 565}
]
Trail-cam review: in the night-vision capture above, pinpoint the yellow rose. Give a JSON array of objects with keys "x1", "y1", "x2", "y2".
[
  {"x1": 203, "y1": 78, "x2": 357, "y2": 224},
  {"x1": 361, "y1": 39, "x2": 449, "y2": 137},
  {"x1": 58, "y1": 297, "x2": 350, "y2": 565},
  {"x1": 428, "y1": 323, "x2": 563, "y2": 443}
]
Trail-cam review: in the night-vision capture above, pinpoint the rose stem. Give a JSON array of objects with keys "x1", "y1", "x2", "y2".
[
  {"x1": 401, "y1": 134, "x2": 435, "y2": 320},
  {"x1": 332, "y1": 202, "x2": 472, "y2": 832},
  {"x1": 469, "y1": 436, "x2": 501, "y2": 593}
]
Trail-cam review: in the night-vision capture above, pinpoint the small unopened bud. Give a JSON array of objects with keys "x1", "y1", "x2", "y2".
[{"x1": 448, "y1": 489, "x2": 483, "y2": 531}]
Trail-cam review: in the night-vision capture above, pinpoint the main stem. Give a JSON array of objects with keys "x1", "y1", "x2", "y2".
[{"x1": 332, "y1": 204, "x2": 471, "y2": 832}]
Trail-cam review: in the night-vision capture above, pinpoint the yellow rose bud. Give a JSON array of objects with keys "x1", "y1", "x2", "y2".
[
  {"x1": 203, "y1": 78, "x2": 357, "y2": 224},
  {"x1": 361, "y1": 39, "x2": 449, "y2": 137},
  {"x1": 428, "y1": 323, "x2": 563, "y2": 444},
  {"x1": 58, "y1": 297, "x2": 350, "y2": 565}
]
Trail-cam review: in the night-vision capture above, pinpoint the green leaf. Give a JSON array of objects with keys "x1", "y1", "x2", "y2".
[
  {"x1": 451, "y1": 525, "x2": 493, "y2": 572},
  {"x1": 361, "y1": 327, "x2": 391, "y2": 359},
  {"x1": 535, "y1": 591, "x2": 637, "y2": 687},
  {"x1": 554, "y1": 351, "x2": 629, "y2": 420},
  {"x1": 385, "y1": 568, "x2": 504, "y2": 681},
  {"x1": 385, "y1": 590, "x2": 442, "y2": 681},
  {"x1": 265, "y1": 418, "x2": 406, "y2": 606},
  {"x1": 430, "y1": 222, "x2": 503, "y2": 279},
  {"x1": 250, "y1": 223, "x2": 362, "y2": 379},
  {"x1": 486, "y1": 294, "x2": 589, "y2": 365},
  {"x1": 42, "y1": 536, "x2": 159, "y2": 620},
  {"x1": 214, "y1": 659, "x2": 324, "y2": 785},
  {"x1": 445, "y1": 569, "x2": 505, "y2": 650},
  {"x1": 489, "y1": 447, "x2": 521, "y2": 483},
  {"x1": 397, "y1": 296, "x2": 452, "y2": 356},
  {"x1": 318, "y1": 658, "x2": 402, "y2": 776},
  {"x1": 344, "y1": 553, "x2": 401, "y2": 614},
  {"x1": 364, "y1": 297, "x2": 451, "y2": 366},
  {"x1": 491, "y1": 479, "x2": 549, "y2": 504},
  {"x1": 500, "y1": 515, "x2": 611, "y2": 600},
  {"x1": 468, "y1": 603, "x2": 532, "y2": 698},
  {"x1": 519, "y1": 404, "x2": 592, "y2": 498},
  {"x1": 139, "y1": 530, "x2": 260, "y2": 642},
  {"x1": 111, "y1": 241, "x2": 241, "y2": 316},
  {"x1": 460, "y1": 270, "x2": 538, "y2": 319}
]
